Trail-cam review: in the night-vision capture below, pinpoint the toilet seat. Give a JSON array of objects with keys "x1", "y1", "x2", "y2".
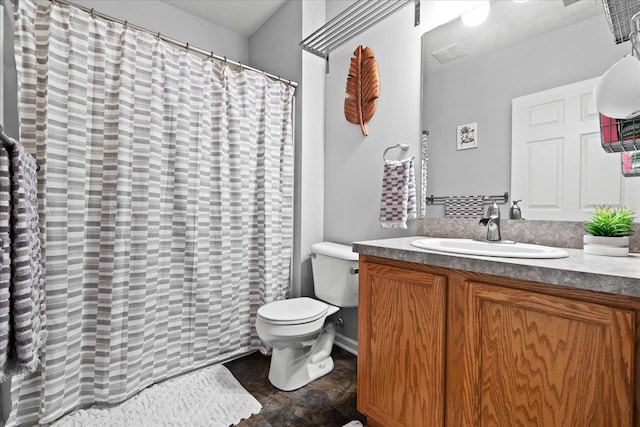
[{"x1": 257, "y1": 297, "x2": 328, "y2": 325}]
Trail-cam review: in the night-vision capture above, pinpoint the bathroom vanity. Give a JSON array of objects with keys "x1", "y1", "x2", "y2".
[{"x1": 353, "y1": 237, "x2": 640, "y2": 427}]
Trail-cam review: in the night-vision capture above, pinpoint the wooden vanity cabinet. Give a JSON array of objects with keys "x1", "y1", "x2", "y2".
[
  {"x1": 358, "y1": 256, "x2": 636, "y2": 427},
  {"x1": 357, "y1": 261, "x2": 446, "y2": 427},
  {"x1": 450, "y1": 279, "x2": 635, "y2": 426}
]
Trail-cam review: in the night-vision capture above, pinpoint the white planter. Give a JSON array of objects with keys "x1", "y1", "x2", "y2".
[{"x1": 583, "y1": 235, "x2": 629, "y2": 257}]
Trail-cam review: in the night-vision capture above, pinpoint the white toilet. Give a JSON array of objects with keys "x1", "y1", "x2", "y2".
[{"x1": 255, "y1": 242, "x2": 358, "y2": 391}]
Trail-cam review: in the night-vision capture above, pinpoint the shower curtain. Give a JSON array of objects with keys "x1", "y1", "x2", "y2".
[{"x1": 7, "y1": 0, "x2": 294, "y2": 425}]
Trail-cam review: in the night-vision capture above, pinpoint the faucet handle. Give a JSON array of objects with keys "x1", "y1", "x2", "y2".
[{"x1": 486, "y1": 201, "x2": 500, "y2": 218}]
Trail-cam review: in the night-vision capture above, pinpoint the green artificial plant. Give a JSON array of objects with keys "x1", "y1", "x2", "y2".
[{"x1": 584, "y1": 206, "x2": 635, "y2": 237}]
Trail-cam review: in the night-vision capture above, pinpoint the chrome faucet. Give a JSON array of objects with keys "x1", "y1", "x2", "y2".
[{"x1": 479, "y1": 201, "x2": 501, "y2": 241}]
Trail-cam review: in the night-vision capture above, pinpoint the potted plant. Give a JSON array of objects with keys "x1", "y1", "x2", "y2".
[{"x1": 583, "y1": 206, "x2": 635, "y2": 256}]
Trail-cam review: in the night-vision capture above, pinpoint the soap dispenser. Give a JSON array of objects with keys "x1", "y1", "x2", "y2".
[{"x1": 509, "y1": 200, "x2": 522, "y2": 220}]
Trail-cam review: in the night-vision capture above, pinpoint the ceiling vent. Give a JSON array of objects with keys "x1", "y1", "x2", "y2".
[{"x1": 431, "y1": 43, "x2": 469, "y2": 64}]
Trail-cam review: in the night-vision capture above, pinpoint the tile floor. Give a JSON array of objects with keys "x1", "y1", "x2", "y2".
[{"x1": 225, "y1": 346, "x2": 366, "y2": 427}]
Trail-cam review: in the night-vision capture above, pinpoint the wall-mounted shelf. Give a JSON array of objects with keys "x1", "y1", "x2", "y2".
[
  {"x1": 600, "y1": 114, "x2": 640, "y2": 152},
  {"x1": 603, "y1": 0, "x2": 640, "y2": 44},
  {"x1": 300, "y1": 0, "x2": 419, "y2": 72}
]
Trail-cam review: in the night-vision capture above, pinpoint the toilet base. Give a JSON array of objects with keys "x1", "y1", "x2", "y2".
[{"x1": 268, "y1": 322, "x2": 336, "y2": 391}]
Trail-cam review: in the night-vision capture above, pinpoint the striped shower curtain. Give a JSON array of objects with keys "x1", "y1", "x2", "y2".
[{"x1": 7, "y1": 0, "x2": 294, "y2": 424}]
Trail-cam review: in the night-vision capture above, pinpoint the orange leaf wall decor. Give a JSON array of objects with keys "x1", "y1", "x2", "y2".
[{"x1": 344, "y1": 45, "x2": 380, "y2": 136}]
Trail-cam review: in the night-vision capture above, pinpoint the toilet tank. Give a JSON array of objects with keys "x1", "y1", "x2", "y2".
[{"x1": 310, "y1": 242, "x2": 359, "y2": 308}]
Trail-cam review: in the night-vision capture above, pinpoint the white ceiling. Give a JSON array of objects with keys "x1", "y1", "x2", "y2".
[
  {"x1": 162, "y1": 0, "x2": 287, "y2": 37},
  {"x1": 161, "y1": 0, "x2": 605, "y2": 54},
  {"x1": 422, "y1": 0, "x2": 603, "y2": 74}
]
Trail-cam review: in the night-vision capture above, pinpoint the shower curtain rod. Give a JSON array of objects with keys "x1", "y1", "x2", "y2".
[{"x1": 49, "y1": 0, "x2": 298, "y2": 88}]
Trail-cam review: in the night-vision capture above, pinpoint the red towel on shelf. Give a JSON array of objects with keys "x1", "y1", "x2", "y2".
[{"x1": 600, "y1": 114, "x2": 619, "y2": 143}]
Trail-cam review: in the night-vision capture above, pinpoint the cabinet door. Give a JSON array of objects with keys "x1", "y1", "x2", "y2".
[
  {"x1": 452, "y1": 281, "x2": 635, "y2": 426},
  {"x1": 358, "y1": 262, "x2": 446, "y2": 427}
]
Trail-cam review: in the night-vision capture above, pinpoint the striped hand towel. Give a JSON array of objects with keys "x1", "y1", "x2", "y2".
[
  {"x1": 379, "y1": 157, "x2": 416, "y2": 229},
  {"x1": 0, "y1": 146, "x2": 10, "y2": 381},
  {"x1": 0, "y1": 142, "x2": 45, "y2": 382},
  {"x1": 444, "y1": 195, "x2": 485, "y2": 218}
]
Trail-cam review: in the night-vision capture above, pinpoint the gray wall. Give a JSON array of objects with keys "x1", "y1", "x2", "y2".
[
  {"x1": 298, "y1": 2, "x2": 327, "y2": 299},
  {"x1": 249, "y1": 0, "x2": 326, "y2": 302},
  {"x1": 423, "y1": 13, "x2": 629, "y2": 218},
  {"x1": 323, "y1": 1, "x2": 424, "y2": 342},
  {"x1": 249, "y1": 1, "x2": 301, "y2": 83},
  {"x1": 73, "y1": 0, "x2": 248, "y2": 62},
  {"x1": 323, "y1": 3, "x2": 422, "y2": 245},
  {"x1": 2, "y1": 3, "x2": 17, "y2": 140},
  {"x1": 0, "y1": 3, "x2": 15, "y2": 420},
  {"x1": 249, "y1": 1, "x2": 305, "y2": 298}
]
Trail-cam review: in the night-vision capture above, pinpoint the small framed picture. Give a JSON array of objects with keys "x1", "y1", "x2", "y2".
[{"x1": 457, "y1": 122, "x2": 478, "y2": 150}]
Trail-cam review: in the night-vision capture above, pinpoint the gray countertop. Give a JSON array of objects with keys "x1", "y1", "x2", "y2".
[{"x1": 353, "y1": 237, "x2": 640, "y2": 298}]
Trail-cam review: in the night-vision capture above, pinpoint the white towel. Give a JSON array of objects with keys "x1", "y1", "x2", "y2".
[{"x1": 379, "y1": 157, "x2": 416, "y2": 229}]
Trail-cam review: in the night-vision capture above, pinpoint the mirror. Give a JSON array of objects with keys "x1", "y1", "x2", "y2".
[{"x1": 420, "y1": 0, "x2": 632, "y2": 220}]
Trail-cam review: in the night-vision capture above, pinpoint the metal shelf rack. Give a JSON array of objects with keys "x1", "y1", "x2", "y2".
[{"x1": 300, "y1": 0, "x2": 419, "y2": 72}]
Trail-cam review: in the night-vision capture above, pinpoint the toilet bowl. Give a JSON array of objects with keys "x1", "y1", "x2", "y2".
[
  {"x1": 256, "y1": 297, "x2": 340, "y2": 391},
  {"x1": 255, "y1": 242, "x2": 358, "y2": 391}
]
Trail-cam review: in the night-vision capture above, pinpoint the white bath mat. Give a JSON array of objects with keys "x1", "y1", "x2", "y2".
[
  {"x1": 342, "y1": 422, "x2": 363, "y2": 427},
  {"x1": 51, "y1": 365, "x2": 261, "y2": 427}
]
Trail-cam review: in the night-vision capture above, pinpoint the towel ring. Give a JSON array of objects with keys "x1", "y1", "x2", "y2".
[{"x1": 383, "y1": 143, "x2": 410, "y2": 161}]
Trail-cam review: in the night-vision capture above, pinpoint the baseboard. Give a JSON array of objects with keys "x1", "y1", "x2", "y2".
[{"x1": 334, "y1": 332, "x2": 358, "y2": 356}]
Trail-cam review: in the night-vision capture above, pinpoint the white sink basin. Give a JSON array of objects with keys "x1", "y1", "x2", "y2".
[{"x1": 410, "y1": 238, "x2": 569, "y2": 259}]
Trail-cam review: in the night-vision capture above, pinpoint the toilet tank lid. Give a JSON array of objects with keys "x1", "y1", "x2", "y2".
[{"x1": 311, "y1": 242, "x2": 358, "y2": 261}]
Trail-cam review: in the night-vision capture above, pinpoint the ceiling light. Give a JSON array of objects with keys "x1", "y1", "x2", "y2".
[{"x1": 461, "y1": 1, "x2": 490, "y2": 27}]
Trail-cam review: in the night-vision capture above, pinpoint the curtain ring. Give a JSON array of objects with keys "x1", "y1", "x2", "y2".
[
  {"x1": 224, "y1": 56, "x2": 227, "y2": 64},
  {"x1": 186, "y1": 42, "x2": 190, "y2": 51},
  {"x1": 210, "y1": 51, "x2": 214, "y2": 60},
  {"x1": 123, "y1": 20, "x2": 128, "y2": 29},
  {"x1": 156, "y1": 32, "x2": 161, "y2": 40},
  {"x1": 90, "y1": 8, "x2": 95, "y2": 17}
]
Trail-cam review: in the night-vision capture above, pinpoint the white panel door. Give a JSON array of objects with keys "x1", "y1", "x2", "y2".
[{"x1": 511, "y1": 77, "x2": 640, "y2": 221}]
